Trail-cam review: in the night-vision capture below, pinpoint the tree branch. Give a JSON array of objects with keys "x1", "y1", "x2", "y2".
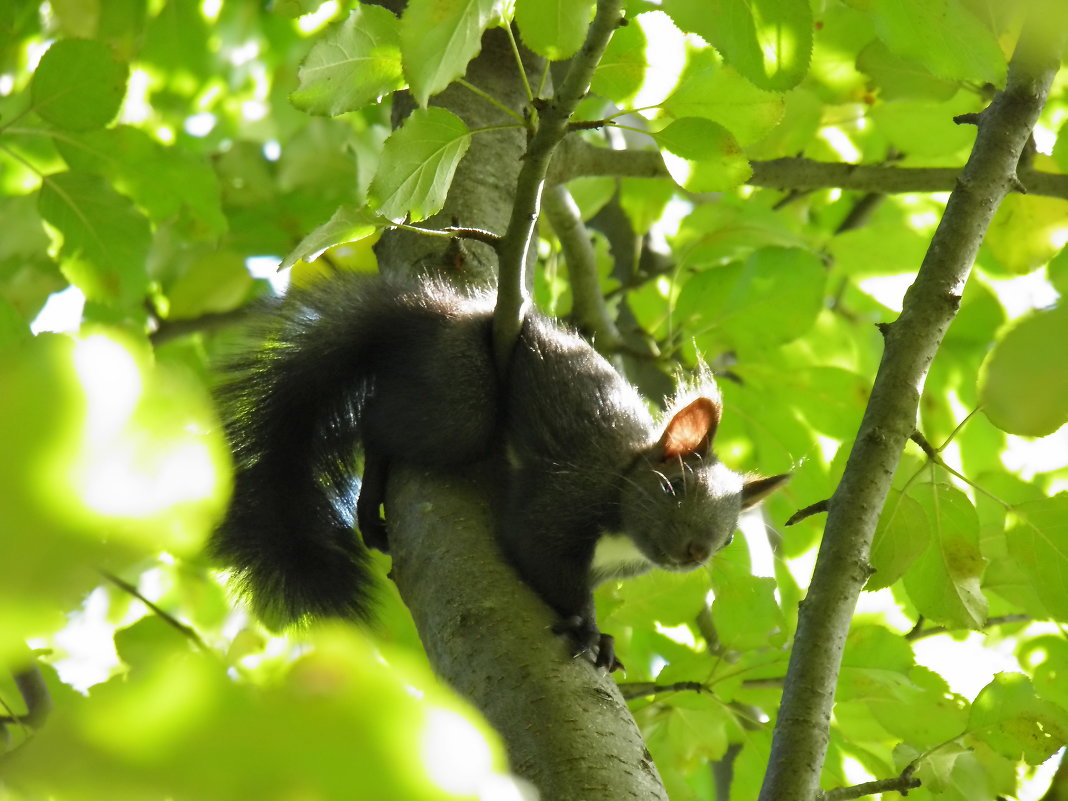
[
  {"x1": 492, "y1": 0, "x2": 624, "y2": 370},
  {"x1": 542, "y1": 183, "x2": 622, "y2": 350},
  {"x1": 553, "y1": 139, "x2": 1068, "y2": 199},
  {"x1": 820, "y1": 773, "x2": 922, "y2": 801},
  {"x1": 757, "y1": 13, "x2": 1066, "y2": 801}
]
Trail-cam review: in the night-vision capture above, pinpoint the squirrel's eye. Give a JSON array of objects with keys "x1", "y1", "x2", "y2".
[{"x1": 661, "y1": 476, "x2": 685, "y2": 495}]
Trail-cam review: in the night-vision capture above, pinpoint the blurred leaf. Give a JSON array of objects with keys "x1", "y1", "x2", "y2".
[
  {"x1": 1007, "y1": 495, "x2": 1068, "y2": 621},
  {"x1": 679, "y1": 246, "x2": 826, "y2": 352},
  {"x1": 31, "y1": 38, "x2": 128, "y2": 131},
  {"x1": 55, "y1": 126, "x2": 226, "y2": 237},
  {"x1": 369, "y1": 107, "x2": 471, "y2": 222},
  {"x1": 290, "y1": 5, "x2": 405, "y2": 116},
  {"x1": 664, "y1": 0, "x2": 812, "y2": 91},
  {"x1": 985, "y1": 194, "x2": 1068, "y2": 276},
  {"x1": 515, "y1": 0, "x2": 594, "y2": 61},
  {"x1": 979, "y1": 305, "x2": 1068, "y2": 437},
  {"x1": 869, "y1": 0, "x2": 1005, "y2": 85},
  {"x1": 7, "y1": 628, "x2": 509, "y2": 801},
  {"x1": 37, "y1": 171, "x2": 151, "y2": 307},
  {"x1": 165, "y1": 250, "x2": 253, "y2": 319},
  {"x1": 662, "y1": 62, "x2": 786, "y2": 145},
  {"x1": 855, "y1": 39, "x2": 957, "y2": 101},
  {"x1": 870, "y1": 94, "x2": 981, "y2": 159}
]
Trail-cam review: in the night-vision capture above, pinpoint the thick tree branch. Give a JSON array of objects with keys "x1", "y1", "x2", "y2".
[
  {"x1": 758, "y1": 14, "x2": 1065, "y2": 801},
  {"x1": 376, "y1": 11, "x2": 667, "y2": 799},
  {"x1": 388, "y1": 466, "x2": 667, "y2": 799},
  {"x1": 553, "y1": 139, "x2": 1068, "y2": 199}
]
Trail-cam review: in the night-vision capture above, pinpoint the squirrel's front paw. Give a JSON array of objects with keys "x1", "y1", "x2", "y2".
[{"x1": 552, "y1": 615, "x2": 624, "y2": 673}]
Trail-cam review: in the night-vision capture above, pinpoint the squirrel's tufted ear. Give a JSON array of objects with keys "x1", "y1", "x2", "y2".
[
  {"x1": 655, "y1": 397, "x2": 722, "y2": 459},
  {"x1": 741, "y1": 474, "x2": 790, "y2": 509}
]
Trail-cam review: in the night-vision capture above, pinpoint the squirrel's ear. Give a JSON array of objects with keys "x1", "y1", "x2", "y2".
[
  {"x1": 657, "y1": 397, "x2": 721, "y2": 459},
  {"x1": 741, "y1": 473, "x2": 790, "y2": 509}
]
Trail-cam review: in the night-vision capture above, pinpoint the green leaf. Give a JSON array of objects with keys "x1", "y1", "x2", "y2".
[
  {"x1": 38, "y1": 171, "x2": 151, "y2": 307},
  {"x1": 515, "y1": 0, "x2": 594, "y2": 61},
  {"x1": 979, "y1": 305, "x2": 1068, "y2": 437},
  {"x1": 662, "y1": 63, "x2": 785, "y2": 145},
  {"x1": 789, "y1": 366, "x2": 869, "y2": 441},
  {"x1": 663, "y1": 0, "x2": 812, "y2": 91},
  {"x1": 140, "y1": 0, "x2": 211, "y2": 77},
  {"x1": 969, "y1": 674, "x2": 1068, "y2": 765},
  {"x1": 870, "y1": 0, "x2": 1005, "y2": 86},
  {"x1": 31, "y1": 38, "x2": 128, "y2": 131},
  {"x1": 1049, "y1": 246, "x2": 1068, "y2": 296},
  {"x1": 55, "y1": 126, "x2": 226, "y2": 237},
  {"x1": 870, "y1": 94, "x2": 981, "y2": 159},
  {"x1": 867, "y1": 490, "x2": 930, "y2": 591},
  {"x1": 290, "y1": 5, "x2": 405, "y2": 116},
  {"x1": 400, "y1": 0, "x2": 499, "y2": 107},
  {"x1": 902, "y1": 483, "x2": 987, "y2": 629},
  {"x1": 711, "y1": 572, "x2": 784, "y2": 651},
  {"x1": 369, "y1": 107, "x2": 472, "y2": 222},
  {"x1": 677, "y1": 246, "x2": 826, "y2": 352},
  {"x1": 590, "y1": 14, "x2": 646, "y2": 103},
  {"x1": 855, "y1": 39, "x2": 957, "y2": 102},
  {"x1": 1007, "y1": 495, "x2": 1068, "y2": 621},
  {"x1": 985, "y1": 195, "x2": 1068, "y2": 276},
  {"x1": 0, "y1": 333, "x2": 228, "y2": 654},
  {"x1": 281, "y1": 205, "x2": 386, "y2": 270},
  {"x1": 653, "y1": 117, "x2": 752, "y2": 192},
  {"x1": 165, "y1": 250, "x2": 253, "y2": 320}
]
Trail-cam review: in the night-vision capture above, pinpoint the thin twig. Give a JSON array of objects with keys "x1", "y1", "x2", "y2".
[
  {"x1": 101, "y1": 571, "x2": 215, "y2": 657},
  {"x1": 820, "y1": 773, "x2": 922, "y2": 801}
]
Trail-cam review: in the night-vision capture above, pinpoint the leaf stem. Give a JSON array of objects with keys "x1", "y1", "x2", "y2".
[{"x1": 457, "y1": 79, "x2": 526, "y2": 123}]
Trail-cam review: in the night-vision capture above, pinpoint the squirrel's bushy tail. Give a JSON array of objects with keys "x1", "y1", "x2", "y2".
[
  {"x1": 212, "y1": 274, "x2": 495, "y2": 626},
  {"x1": 211, "y1": 275, "x2": 384, "y2": 626}
]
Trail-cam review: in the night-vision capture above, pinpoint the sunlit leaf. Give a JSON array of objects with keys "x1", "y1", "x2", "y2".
[
  {"x1": 969, "y1": 674, "x2": 1068, "y2": 765},
  {"x1": 653, "y1": 117, "x2": 752, "y2": 192},
  {"x1": 590, "y1": 16, "x2": 646, "y2": 103},
  {"x1": 369, "y1": 107, "x2": 471, "y2": 222},
  {"x1": 290, "y1": 5, "x2": 405, "y2": 116},
  {"x1": 985, "y1": 193, "x2": 1068, "y2": 276},
  {"x1": 37, "y1": 171, "x2": 151, "y2": 307},
  {"x1": 979, "y1": 305, "x2": 1068, "y2": 437},
  {"x1": 662, "y1": 62, "x2": 786, "y2": 145},
  {"x1": 867, "y1": 490, "x2": 930, "y2": 590},
  {"x1": 663, "y1": 0, "x2": 812, "y2": 91},
  {"x1": 903, "y1": 483, "x2": 987, "y2": 629},
  {"x1": 31, "y1": 39, "x2": 128, "y2": 131},
  {"x1": 1007, "y1": 495, "x2": 1068, "y2": 621},
  {"x1": 281, "y1": 205, "x2": 386, "y2": 269},
  {"x1": 400, "y1": 0, "x2": 499, "y2": 107},
  {"x1": 515, "y1": 0, "x2": 594, "y2": 61},
  {"x1": 869, "y1": 0, "x2": 1005, "y2": 85}
]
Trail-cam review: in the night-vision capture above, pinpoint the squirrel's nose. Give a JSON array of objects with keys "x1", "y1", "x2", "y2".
[{"x1": 686, "y1": 541, "x2": 710, "y2": 564}]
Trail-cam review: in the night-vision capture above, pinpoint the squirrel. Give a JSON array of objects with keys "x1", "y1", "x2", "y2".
[{"x1": 211, "y1": 273, "x2": 789, "y2": 670}]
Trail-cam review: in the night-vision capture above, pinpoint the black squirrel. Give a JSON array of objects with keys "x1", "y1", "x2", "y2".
[{"x1": 212, "y1": 273, "x2": 788, "y2": 669}]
